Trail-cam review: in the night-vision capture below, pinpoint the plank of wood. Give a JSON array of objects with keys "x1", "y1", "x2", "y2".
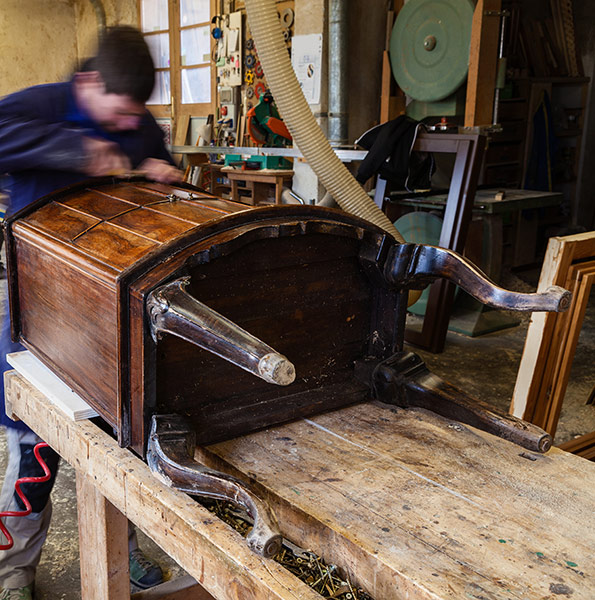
[
  {"x1": 4, "y1": 371, "x2": 322, "y2": 600},
  {"x1": 558, "y1": 431, "x2": 595, "y2": 461},
  {"x1": 511, "y1": 233, "x2": 595, "y2": 419},
  {"x1": 131, "y1": 575, "x2": 215, "y2": 600},
  {"x1": 77, "y1": 472, "x2": 130, "y2": 600},
  {"x1": 196, "y1": 402, "x2": 595, "y2": 599},
  {"x1": 380, "y1": 50, "x2": 394, "y2": 124},
  {"x1": 6, "y1": 351, "x2": 98, "y2": 420},
  {"x1": 464, "y1": 0, "x2": 502, "y2": 127},
  {"x1": 174, "y1": 115, "x2": 191, "y2": 147},
  {"x1": 559, "y1": 0, "x2": 579, "y2": 76},
  {"x1": 543, "y1": 269, "x2": 595, "y2": 434}
]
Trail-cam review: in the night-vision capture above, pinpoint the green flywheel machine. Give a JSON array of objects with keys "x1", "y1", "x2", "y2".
[{"x1": 389, "y1": 0, "x2": 475, "y2": 121}]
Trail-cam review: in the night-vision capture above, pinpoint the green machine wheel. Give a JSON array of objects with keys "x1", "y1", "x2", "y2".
[{"x1": 390, "y1": 0, "x2": 474, "y2": 103}]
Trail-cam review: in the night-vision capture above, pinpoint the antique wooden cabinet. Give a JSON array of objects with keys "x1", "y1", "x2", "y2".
[
  {"x1": 5, "y1": 178, "x2": 411, "y2": 455},
  {"x1": 5, "y1": 177, "x2": 566, "y2": 458},
  {"x1": 5, "y1": 177, "x2": 570, "y2": 556}
]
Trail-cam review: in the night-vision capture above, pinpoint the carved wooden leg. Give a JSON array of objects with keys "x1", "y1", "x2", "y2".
[{"x1": 76, "y1": 472, "x2": 130, "y2": 600}]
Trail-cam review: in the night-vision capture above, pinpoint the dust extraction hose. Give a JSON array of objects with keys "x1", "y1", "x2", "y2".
[{"x1": 244, "y1": 0, "x2": 405, "y2": 244}]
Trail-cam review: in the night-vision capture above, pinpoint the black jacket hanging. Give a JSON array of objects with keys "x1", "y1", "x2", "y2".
[{"x1": 355, "y1": 115, "x2": 434, "y2": 192}]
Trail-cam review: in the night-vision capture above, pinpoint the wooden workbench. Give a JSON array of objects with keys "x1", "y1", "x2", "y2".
[{"x1": 4, "y1": 370, "x2": 595, "y2": 599}]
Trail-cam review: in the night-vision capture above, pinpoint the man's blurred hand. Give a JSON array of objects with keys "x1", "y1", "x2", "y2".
[
  {"x1": 82, "y1": 137, "x2": 131, "y2": 176},
  {"x1": 138, "y1": 158, "x2": 183, "y2": 184}
]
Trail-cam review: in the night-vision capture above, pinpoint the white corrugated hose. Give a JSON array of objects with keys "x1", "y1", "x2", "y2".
[{"x1": 244, "y1": 0, "x2": 405, "y2": 244}]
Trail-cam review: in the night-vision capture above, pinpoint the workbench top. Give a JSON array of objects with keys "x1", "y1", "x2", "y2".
[
  {"x1": 199, "y1": 403, "x2": 594, "y2": 599},
  {"x1": 5, "y1": 371, "x2": 594, "y2": 600}
]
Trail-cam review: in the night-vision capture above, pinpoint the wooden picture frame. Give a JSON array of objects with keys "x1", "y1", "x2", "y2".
[{"x1": 511, "y1": 231, "x2": 595, "y2": 456}]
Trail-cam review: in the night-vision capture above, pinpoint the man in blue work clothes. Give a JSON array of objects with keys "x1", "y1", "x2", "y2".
[{"x1": 0, "y1": 26, "x2": 182, "y2": 598}]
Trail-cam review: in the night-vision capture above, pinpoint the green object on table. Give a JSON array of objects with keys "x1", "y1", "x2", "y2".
[{"x1": 223, "y1": 154, "x2": 291, "y2": 170}]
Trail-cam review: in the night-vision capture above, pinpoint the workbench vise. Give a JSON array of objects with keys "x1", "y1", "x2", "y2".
[{"x1": 4, "y1": 178, "x2": 569, "y2": 556}]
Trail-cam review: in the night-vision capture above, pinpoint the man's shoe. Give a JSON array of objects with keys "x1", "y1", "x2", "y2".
[
  {"x1": 0, "y1": 585, "x2": 33, "y2": 600},
  {"x1": 129, "y1": 548, "x2": 164, "y2": 589}
]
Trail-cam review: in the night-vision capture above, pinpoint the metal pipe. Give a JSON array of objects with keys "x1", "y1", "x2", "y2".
[
  {"x1": 492, "y1": 10, "x2": 509, "y2": 126},
  {"x1": 328, "y1": 0, "x2": 349, "y2": 146}
]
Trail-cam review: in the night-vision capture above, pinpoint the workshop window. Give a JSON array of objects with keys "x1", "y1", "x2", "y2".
[{"x1": 139, "y1": 0, "x2": 214, "y2": 119}]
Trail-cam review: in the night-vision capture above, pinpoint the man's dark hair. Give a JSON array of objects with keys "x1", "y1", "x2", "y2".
[{"x1": 84, "y1": 26, "x2": 155, "y2": 103}]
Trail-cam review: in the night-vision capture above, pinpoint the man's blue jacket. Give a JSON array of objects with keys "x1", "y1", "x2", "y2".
[{"x1": 0, "y1": 80, "x2": 173, "y2": 430}]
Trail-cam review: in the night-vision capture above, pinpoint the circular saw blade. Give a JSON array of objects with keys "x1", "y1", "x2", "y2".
[{"x1": 390, "y1": 0, "x2": 474, "y2": 102}]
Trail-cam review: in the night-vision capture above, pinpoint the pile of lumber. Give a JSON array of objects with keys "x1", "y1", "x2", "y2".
[{"x1": 514, "y1": 0, "x2": 582, "y2": 77}]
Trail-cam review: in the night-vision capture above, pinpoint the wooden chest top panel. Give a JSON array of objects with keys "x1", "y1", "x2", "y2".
[
  {"x1": 22, "y1": 203, "x2": 101, "y2": 242},
  {"x1": 12, "y1": 181, "x2": 248, "y2": 276},
  {"x1": 94, "y1": 182, "x2": 175, "y2": 206},
  {"x1": 148, "y1": 200, "x2": 238, "y2": 223},
  {"x1": 59, "y1": 190, "x2": 138, "y2": 220},
  {"x1": 107, "y1": 207, "x2": 196, "y2": 242},
  {"x1": 73, "y1": 222, "x2": 160, "y2": 270}
]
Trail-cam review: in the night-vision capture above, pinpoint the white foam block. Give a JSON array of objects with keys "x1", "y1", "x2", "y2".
[{"x1": 7, "y1": 351, "x2": 98, "y2": 421}]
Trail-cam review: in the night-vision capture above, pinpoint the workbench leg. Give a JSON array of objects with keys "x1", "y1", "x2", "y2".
[
  {"x1": 76, "y1": 472, "x2": 130, "y2": 600},
  {"x1": 230, "y1": 179, "x2": 239, "y2": 203}
]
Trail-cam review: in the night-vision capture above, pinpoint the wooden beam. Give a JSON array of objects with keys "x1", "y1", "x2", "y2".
[
  {"x1": 4, "y1": 372, "x2": 322, "y2": 600},
  {"x1": 464, "y1": 0, "x2": 502, "y2": 127},
  {"x1": 76, "y1": 472, "x2": 130, "y2": 600},
  {"x1": 558, "y1": 432, "x2": 595, "y2": 461}
]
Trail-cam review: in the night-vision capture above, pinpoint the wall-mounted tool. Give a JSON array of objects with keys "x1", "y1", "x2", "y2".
[
  {"x1": 211, "y1": 14, "x2": 223, "y2": 39},
  {"x1": 254, "y1": 60, "x2": 263, "y2": 78},
  {"x1": 218, "y1": 86, "x2": 240, "y2": 129},
  {"x1": 280, "y1": 7, "x2": 294, "y2": 28},
  {"x1": 246, "y1": 91, "x2": 292, "y2": 146}
]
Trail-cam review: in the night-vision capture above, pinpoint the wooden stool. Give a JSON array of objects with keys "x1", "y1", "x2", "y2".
[{"x1": 222, "y1": 168, "x2": 293, "y2": 205}]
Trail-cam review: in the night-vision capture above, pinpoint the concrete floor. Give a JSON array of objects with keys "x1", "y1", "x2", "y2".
[{"x1": 0, "y1": 268, "x2": 593, "y2": 597}]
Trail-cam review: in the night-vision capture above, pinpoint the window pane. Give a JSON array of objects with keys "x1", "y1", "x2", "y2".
[
  {"x1": 180, "y1": 26, "x2": 211, "y2": 66},
  {"x1": 147, "y1": 71, "x2": 171, "y2": 105},
  {"x1": 181, "y1": 67, "x2": 211, "y2": 104},
  {"x1": 141, "y1": 0, "x2": 168, "y2": 32},
  {"x1": 180, "y1": 0, "x2": 210, "y2": 26},
  {"x1": 145, "y1": 33, "x2": 170, "y2": 69}
]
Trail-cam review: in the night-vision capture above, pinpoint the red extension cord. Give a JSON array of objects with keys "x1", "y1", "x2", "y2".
[{"x1": 0, "y1": 442, "x2": 52, "y2": 550}]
